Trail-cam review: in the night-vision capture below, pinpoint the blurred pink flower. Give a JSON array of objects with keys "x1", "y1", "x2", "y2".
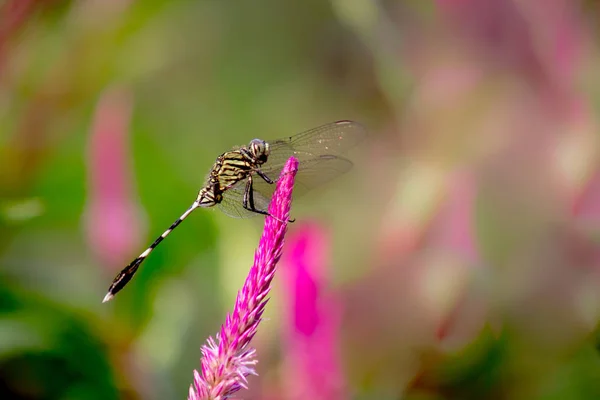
[
  {"x1": 84, "y1": 87, "x2": 145, "y2": 268},
  {"x1": 569, "y1": 169, "x2": 600, "y2": 270},
  {"x1": 281, "y1": 222, "x2": 346, "y2": 400},
  {"x1": 0, "y1": 0, "x2": 37, "y2": 83},
  {"x1": 188, "y1": 157, "x2": 298, "y2": 400},
  {"x1": 424, "y1": 171, "x2": 490, "y2": 342},
  {"x1": 573, "y1": 169, "x2": 600, "y2": 225},
  {"x1": 427, "y1": 171, "x2": 478, "y2": 264},
  {"x1": 435, "y1": 0, "x2": 586, "y2": 116}
]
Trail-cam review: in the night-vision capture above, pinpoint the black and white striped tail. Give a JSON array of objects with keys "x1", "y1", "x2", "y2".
[{"x1": 102, "y1": 202, "x2": 200, "y2": 303}]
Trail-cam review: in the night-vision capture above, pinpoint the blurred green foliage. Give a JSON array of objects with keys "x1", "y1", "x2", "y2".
[{"x1": 1, "y1": 0, "x2": 600, "y2": 399}]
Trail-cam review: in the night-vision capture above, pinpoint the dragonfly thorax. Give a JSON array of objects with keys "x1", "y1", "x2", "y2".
[{"x1": 248, "y1": 139, "x2": 270, "y2": 164}]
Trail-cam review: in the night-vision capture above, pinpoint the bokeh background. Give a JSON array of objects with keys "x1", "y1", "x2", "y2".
[{"x1": 2, "y1": 0, "x2": 600, "y2": 399}]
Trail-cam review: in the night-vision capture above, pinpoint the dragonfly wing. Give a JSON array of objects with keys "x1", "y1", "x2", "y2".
[
  {"x1": 264, "y1": 120, "x2": 367, "y2": 167},
  {"x1": 252, "y1": 154, "x2": 354, "y2": 199},
  {"x1": 217, "y1": 179, "x2": 271, "y2": 219},
  {"x1": 217, "y1": 120, "x2": 365, "y2": 218}
]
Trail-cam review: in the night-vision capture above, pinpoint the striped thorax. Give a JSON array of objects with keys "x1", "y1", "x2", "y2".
[{"x1": 197, "y1": 139, "x2": 270, "y2": 207}]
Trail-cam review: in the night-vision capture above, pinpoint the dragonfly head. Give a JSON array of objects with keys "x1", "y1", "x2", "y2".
[{"x1": 248, "y1": 139, "x2": 270, "y2": 164}]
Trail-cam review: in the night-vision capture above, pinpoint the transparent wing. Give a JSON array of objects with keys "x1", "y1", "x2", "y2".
[
  {"x1": 254, "y1": 154, "x2": 354, "y2": 199},
  {"x1": 262, "y1": 120, "x2": 367, "y2": 172},
  {"x1": 216, "y1": 120, "x2": 365, "y2": 219},
  {"x1": 217, "y1": 155, "x2": 354, "y2": 219},
  {"x1": 217, "y1": 180, "x2": 271, "y2": 219}
]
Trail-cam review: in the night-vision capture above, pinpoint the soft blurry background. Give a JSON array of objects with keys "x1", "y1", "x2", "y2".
[{"x1": 2, "y1": 0, "x2": 600, "y2": 399}]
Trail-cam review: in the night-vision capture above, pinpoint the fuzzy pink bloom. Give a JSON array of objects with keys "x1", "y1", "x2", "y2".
[
  {"x1": 425, "y1": 171, "x2": 488, "y2": 341},
  {"x1": 281, "y1": 222, "x2": 346, "y2": 400},
  {"x1": 573, "y1": 170, "x2": 600, "y2": 225},
  {"x1": 188, "y1": 157, "x2": 299, "y2": 400},
  {"x1": 84, "y1": 87, "x2": 145, "y2": 268},
  {"x1": 428, "y1": 171, "x2": 478, "y2": 265},
  {"x1": 0, "y1": 1, "x2": 37, "y2": 82},
  {"x1": 435, "y1": 0, "x2": 586, "y2": 117}
]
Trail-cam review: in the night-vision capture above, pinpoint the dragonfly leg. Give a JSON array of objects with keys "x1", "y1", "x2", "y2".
[
  {"x1": 243, "y1": 176, "x2": 260, "y2": 212},
  {"x1": 256, "y1": 169, "x2": 274, "y2": 184},
  {"x1": 243, "y1": 175, "x2": 293, "y2": 223},
  {"x1": 242, "y1": 175, "x2": 268, "y2": 216}
]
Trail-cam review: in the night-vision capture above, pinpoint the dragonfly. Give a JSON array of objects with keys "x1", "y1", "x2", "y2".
[{"x1": 102, "y1": 120, "x2": 366, "y2": 302}]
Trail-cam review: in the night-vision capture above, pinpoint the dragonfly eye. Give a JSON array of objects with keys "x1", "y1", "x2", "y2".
[{"x1": 249, "y1": 139, "x2": 269, "y2": 163}]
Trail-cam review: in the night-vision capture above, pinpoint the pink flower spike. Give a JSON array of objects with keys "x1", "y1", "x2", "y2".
[
  {"x1": 572, "y1": 169, "x2": 600, "y2": 225},
  {"x1": 188, "y1": 157, "x2": 299, "y2": 400},
  {"x1": 84, "y1": 87, "x2": 145, "y2": 269},
  {"x1": 281, "y1": 222, "x2": 346, "y2": 400}
]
